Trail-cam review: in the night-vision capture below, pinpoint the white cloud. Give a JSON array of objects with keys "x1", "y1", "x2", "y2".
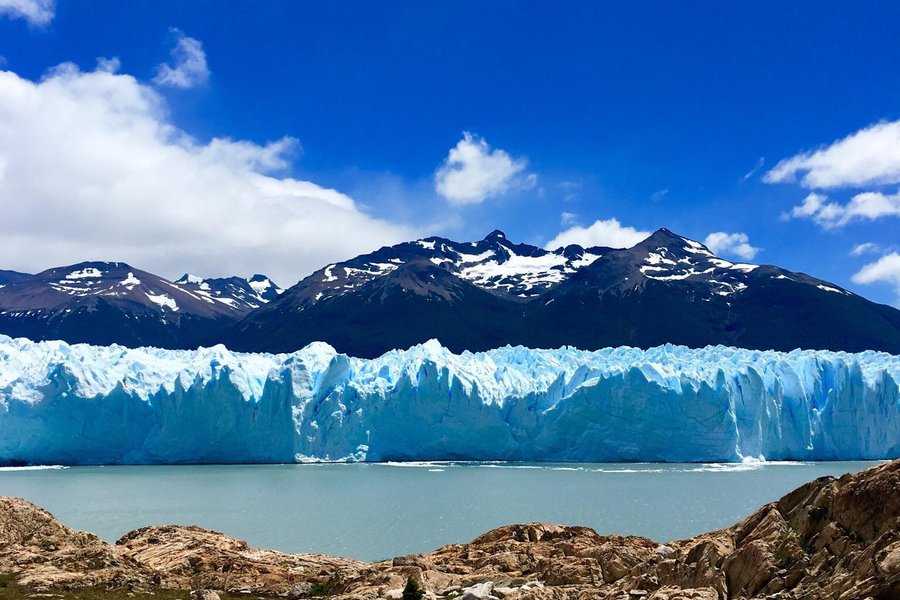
[
  {"x1": 559, "y1": 180, "x2": 581, "y2": 202},
  {"x1": 545, "y1": 218, "x2": 650, "y2": 250},
  {"x1": 850, "y1": 242, "x2": 880, "y2": 257},
  {"x1": 703, "y1": 232, "x2": 760, "y2": 260},
  {"x1": 650, "y1": 188, "x2": 668, "y2": 202},
  {"x1": 743, "y1": 156, "x2": 765, "y2": 181},
  {"x1": 434, "y1": 132, "x2": 534, "y2": 204},
  {"x1": 560, "y1": 211, "x2": 579, "y2": 227},
  {"x1": 851, "y1": 253, "x2": 900, "y2": 303},
  {"x1": 153, "y1": 29, "x2": 210, "y2": 89},
  {"x1": 783, "y1": 191, "x2": 900, "y2": 229},
  {"x1": 0, "y1": 62, "x2": 415, "y2": 285},
  {"x1": 0, "y1": 0, "x2": 53, "y2": 25},
  {"x1": 765, "y1": 120, "x2": 900, "y2": 189}
]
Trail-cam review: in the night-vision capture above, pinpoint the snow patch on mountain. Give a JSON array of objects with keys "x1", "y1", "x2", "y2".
[
  {"x1": 637, "y1": 238, "x2": 762, "y2": 295},
  {"x1": 65, "y1": 268, "x2": 103, "y2": 280},
  {"x1": 172, "y1": 273, "x2": 283, "y2": 310},
  {"x1": 120, "y1": 272, "x2": 141, "y2": 289},
  {"x1": 459, "y1": 251, "x2": 602, "y2": 295},
  {"x1": 145, "y1": 292, "x2": 178, "y2": 311},
  {"x1": 305, "y1": 231, "x2": 607, "y2": 302}
]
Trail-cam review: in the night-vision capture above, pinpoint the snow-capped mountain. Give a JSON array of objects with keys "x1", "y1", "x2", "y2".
[
  {"x1": 224, "y1": 228, "x2": 900, "y2": 357},
  {"x1": 2, "y1": 229, "x2": 898, "y2": 355},
  {"x1": 174, "y1": 273, "x2": 283, "y2": 311},
  {"x1": 302, "y1": 229, "x2": 607, "y2": 303},
  {"x1": 0, "y1": 262, "x2": 281, "y2": 348}
]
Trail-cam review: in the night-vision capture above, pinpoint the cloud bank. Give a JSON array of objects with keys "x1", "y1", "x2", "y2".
[{"x1": 0, "y1": 62, "x2": 415, "y2": 285}]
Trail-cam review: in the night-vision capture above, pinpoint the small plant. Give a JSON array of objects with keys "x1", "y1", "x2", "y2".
[
  {"x1": 402, "y1": 576, "x2": 424, "y2": 600},
  {"x1": 773, "y1": 546, "x2": 794, "y2": 568},
  {"x1": 310, "y1": 581, "x2": 331, "y2": 597}
]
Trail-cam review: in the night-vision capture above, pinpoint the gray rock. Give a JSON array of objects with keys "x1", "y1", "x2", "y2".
[
  {"x1": 190, "y1": 591, "x2": 221, "y2": 600},
  {"x1": 655, "y1": 544, "x2": 675, "y2": 557},
  {"x1": 459, "y1": 581, "x2": 494, "y2": 600},
  {"x1": 392, "y1": 553, "x2": 436, "y2": 570},
  {"x1": 285, "y1": 582, "x2": 314, "y2": 598}
]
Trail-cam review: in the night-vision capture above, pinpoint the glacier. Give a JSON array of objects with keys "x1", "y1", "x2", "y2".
[{"x1": 0, "y1": 334, "x2": 897, "y2": 465}]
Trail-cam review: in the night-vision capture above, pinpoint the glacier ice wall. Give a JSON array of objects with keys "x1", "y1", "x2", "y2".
[{"x1": 0, "y1": 334, "x2": 897, "y2": 464}]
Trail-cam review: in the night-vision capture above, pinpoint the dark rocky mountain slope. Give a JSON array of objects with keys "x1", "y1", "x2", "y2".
[
  {"x1": 0, "y1": 262, "x2": 281, "y2": 348},
  {"x1": 2, "y1": 229, "x2": 898, "y2": 355},
  {"x1": 224, "y1": 228, "x2": 900, "y2": 357}
]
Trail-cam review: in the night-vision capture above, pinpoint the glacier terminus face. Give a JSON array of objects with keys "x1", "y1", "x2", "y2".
[{"x1": 0, "y1": 334, "x2": 897, "y2": 465}]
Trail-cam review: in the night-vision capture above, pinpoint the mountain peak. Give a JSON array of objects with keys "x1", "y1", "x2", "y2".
[
  {"x1": 484, "y1": 229, "x2": 507, "y2": 241},
  {"x1": 633, "y1": 228, "x2": 717, "y2": 256},
  {"x1": 641, "y1": 227, "x2": 689, "y2": 245},
  {"x1": 176, "y1": 274, "x2": 204, "y2": 284}
]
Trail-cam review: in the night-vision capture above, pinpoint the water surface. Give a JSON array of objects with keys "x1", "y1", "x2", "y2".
[{"x1": 0, "y1": 461, "x2": 877, "y2": 561}]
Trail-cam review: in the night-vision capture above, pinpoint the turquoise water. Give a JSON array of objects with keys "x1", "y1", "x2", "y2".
[{"x1": 0, "y1": 461, "x2": 879, "y2": 561}]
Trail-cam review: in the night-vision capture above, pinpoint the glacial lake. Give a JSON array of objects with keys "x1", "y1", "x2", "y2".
[{"x1": 0, "y1": 461, "x2": 880, "y2": 561}]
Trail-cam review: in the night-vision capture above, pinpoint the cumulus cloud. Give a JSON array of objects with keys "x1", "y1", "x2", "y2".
[
  {"x1": 782, "y1": 191, "x2": 900, "y2": 229},
  {"x1": 434, "y1": 132, "x2": 534, "y2": 204},
  {"x1": 703, "y1": 232, "x2": 760, "y2": 260},
  {"x1": 0, "y1": 0, "x2": 53, "y2": 25},
  {"x1": 545, "y1": 218, "x2": 650, "y2": 250},
  {"x1": 850, "y1": 242, "x2": 881, "y2": 257},
  {"x1": 153, "y1": 29, "x2": 210, "y2": 89},
  {"x1": 851, "y1": 253, "x2": 900, "y2": 303},
  {"x1": 765, "y1": 120, "x2": 900, "y2": 189},
  {"x1": 0, "y1": 62, "x2": 415, "y2": 285}
]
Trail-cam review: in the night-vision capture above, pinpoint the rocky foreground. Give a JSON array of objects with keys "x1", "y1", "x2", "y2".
[{"x1": 1, "y1": 461, "x2": 899, "y2": 600}]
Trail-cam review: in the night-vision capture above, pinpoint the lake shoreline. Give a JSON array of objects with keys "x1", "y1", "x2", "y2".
[
  {"x1": 0, "y1": 459, "x2": 898, "y2": 599},
  {"x1": 0, "y1": 461, "x2": 881, "y2": 560}
]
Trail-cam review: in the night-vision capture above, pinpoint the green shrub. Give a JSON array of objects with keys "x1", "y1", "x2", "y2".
[{"x1": 402, "y1": 576, "x2": 424, "y2": 600}]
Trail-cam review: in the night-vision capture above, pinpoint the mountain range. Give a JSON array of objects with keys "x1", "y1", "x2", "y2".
[
  {"x1": 0, "y1": 263, "x2": 282, "y2": 348},
  {"x1": 1, "y1": 228, "x2": 899, "y2": 355}
]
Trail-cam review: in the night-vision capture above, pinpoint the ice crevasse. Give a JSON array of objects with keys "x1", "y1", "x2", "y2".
[{"x1": 0, "y1": 334, "x2": 897, "y2": 464}]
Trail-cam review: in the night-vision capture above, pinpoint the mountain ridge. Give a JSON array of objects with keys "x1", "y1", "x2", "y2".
[
  {"x1": 223, "y1": 228, "x2": 900, "y2": 356},
  {"x1": 0, "y1": 262, "x2": 282, "y2": 349},
  {"x1": 1, "y1": 228, "x2": 898, "y2": 355}
]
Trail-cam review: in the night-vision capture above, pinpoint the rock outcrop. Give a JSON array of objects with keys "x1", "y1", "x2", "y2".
[
  {"x1": 0, "y1": 496, "x2": 152, "y2": 590},
  {"x1": 0, "y1": 460, "x2": 898, "y2": 599}
]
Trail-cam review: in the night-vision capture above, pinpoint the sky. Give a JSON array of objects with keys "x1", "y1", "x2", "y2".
[{"x1": 0, "y1": 2, "x2": 899, "y2": 306}]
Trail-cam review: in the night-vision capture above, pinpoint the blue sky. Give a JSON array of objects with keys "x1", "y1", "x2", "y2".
[{"x1": 1, "y1": 2, "x2": 899, "y2": 305}]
